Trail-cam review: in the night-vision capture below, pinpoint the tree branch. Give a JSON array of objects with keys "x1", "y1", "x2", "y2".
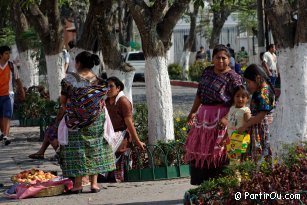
[
  {"x1": 22, "y1": 2, "x2": 49, "y2": 39},
  {"x1": 157, "y1": 0, "x2": 190, "y2": 46},
  {"x1": 295, "y1": 0, "x2": 307, "y2": 43},
  {"x1": 151, "y1": 0, "x2": 168, "y2": 23},
  {"x1": 124, "y1": 0, "x2": 151, "y2": 33},
  {"x1": 45, "y1": 0, "x2": 62, "y2": 37}
]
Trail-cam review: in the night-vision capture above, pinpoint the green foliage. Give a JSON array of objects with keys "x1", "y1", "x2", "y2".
[
  {"x1": 168, "y1": 63, "x2": 183, "y2": 80},
  {"x1": 19, "y1": 91, "x2": 58, "y2": 119},
  {"x1": 173, "y1": 114, "x2": 189, "y2": 142},
  {"x1": 133, "y1": 103, "x2": 190, "y2": 143},
  {"x1": 133, "y1": 103, "x2": 148, "y2": 143},
  {"x1": 0, "y1": 28, "x2": 15, "y2": 46},
  {"x1": 21, "y1": 29, "x2": 41, "y2": 48},
  {"x1": 236, "y1": 10, "x2": 257, "y2": 35},
  {"x1": 189, "y1": 61, "x2": 211, "y2": 82},
  {"x1": 189, "y1": 176, "x2": 239, "y2": 196},
  {"x1": 281, "y1": 142, "x2": 307, "y2": 168}
]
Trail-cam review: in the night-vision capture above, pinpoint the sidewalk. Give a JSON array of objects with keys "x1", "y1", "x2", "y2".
[{"x1": 0, "y1": 126, "x2": 195, "y2": 205}]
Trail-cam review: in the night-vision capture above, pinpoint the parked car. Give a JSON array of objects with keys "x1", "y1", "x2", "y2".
[{"x1": 124, "y1": 51, "x2": 145, "y2": 81}]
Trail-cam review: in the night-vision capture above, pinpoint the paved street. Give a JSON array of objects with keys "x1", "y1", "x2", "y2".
[{"x1": 0, "y1": 84, "x2": 197, "y2": 205}]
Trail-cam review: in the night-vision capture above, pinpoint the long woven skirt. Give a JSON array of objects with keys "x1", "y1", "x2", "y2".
[
  {"x1": 185, "y1": 105, "x2": 229, "y2": 185},
  {"x1": 60, "y1": 112, "x2": 116, "y2": 177}
]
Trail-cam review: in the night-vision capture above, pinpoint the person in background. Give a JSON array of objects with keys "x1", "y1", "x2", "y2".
[
  {"x1": 238, "y1": 64, "x2": 275, "y2": 163},
  {"x1": 60, "y1": 51, "x2": 115, "y2": 194},
  {"x1": 262, "y1": 44, "x2": 279, "y2": 87},
  {"x1": 195, "y1": 46, "x2": 207, "y2": 62},
  {"x1": 226, "y1": 43, "x2": 235, "y2": 59},
  {"x1": 63, "y1": 48, "x2": 70, "y2": 74},
  {"x1": 237, "y1": 46, "x2": 249, "y2": 64},
  {"x1": 66, "y1": 41, "x2": 76, "y2": 73},
  {"x1": 105, "y1": 76, "x2": 145, "y2": 182},
  {"x1": 185, "y1": 44, "x2": 242, "y2": 185},
  {"x1": 0, "y1": 46, "x2": 22, "y2": 145}
]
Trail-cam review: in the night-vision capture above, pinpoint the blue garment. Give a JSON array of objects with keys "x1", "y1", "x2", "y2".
[
  {"x1": 0, "y1": 95, "x2": 12, "y2": 118},
  {"x1": 234, "y1": 63, "x2": 242, "y2": 74},
  {"x1": 229, "y1": 57, "x2": 235, "y2": 70}
]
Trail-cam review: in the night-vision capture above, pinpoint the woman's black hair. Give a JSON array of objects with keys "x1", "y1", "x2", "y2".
[
  {"x1": 107, "y1": 76, "x2": 124, "y2": 91},
  {"x1": 233, "y1": 85, "x2": 250, "y2": 100},
  {"x1": 243, "y1": 64, "x2": 275, "y2": 94},
  {"x1": 75, "y1": 51, "x2": 100, "y2": 70},
  {"x1": 212, "y1": 44, "x2": 231, "y2": 58}
]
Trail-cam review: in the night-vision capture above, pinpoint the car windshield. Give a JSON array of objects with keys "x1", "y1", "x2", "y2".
[{"x1": 128, "y1": 52, "x2": 145, "y2": 61}]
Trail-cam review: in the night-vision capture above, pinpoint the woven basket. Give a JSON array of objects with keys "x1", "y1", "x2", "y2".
[{"x1": 34, "y1": 184, "x2": 65, "y2": 197}]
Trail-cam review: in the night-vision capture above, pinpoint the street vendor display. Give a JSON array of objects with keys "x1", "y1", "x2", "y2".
[{"x1": 5, "y1": 169, "x2": 73, "y2": 199}]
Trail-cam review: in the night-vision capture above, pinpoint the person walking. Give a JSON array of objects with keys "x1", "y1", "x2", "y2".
[
  {"x1": 262, "y1": 44, "x2": 279, "y2": 87},
  {"x1": 185, "y1": 44, "x2": 243, "y2": 185},
  {"x1": 0, "y1": 45, "x2": 22, "y2": 145},
  {"x1": 59, "y1": 51, "x2": 115, "y2": 193}
]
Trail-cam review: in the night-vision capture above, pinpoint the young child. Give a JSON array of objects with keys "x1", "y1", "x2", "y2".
[
  {"x1": 225, "y1": 85, "x2": 251, "y2": 164},
  {"x1": 238, "y1": 64, "x2": 275, "y2": 163}
]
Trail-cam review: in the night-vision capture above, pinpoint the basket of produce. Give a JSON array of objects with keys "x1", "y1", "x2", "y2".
[
  {"x1": 7, "y1": 169, "x2": 73, "y2": 199},
  {"x1": 34, "y1": 184, "x2": 65, "y2": 197},
  {"x1": 11, "y1": 169, "x2": 56, "y2": 184}
]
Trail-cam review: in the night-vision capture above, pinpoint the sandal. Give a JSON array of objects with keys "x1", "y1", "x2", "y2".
[{"x1": 28, "y1": 153, "x2": 44, "y2": 160}]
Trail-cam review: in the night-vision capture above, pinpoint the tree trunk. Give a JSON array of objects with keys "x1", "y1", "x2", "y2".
[
  {"x1": 11, "y1": 0, "x2": 38, "y2": 88},
  {"x1": 180, "y1": 5, "x2": 199, "y2": 80},
  {"x1": 264, "y1": 0, "x2": 307, "y2": 155},
  {"x1": 45, "y1": 54, "x2": 65, "y2": 101},
  {"x1": 179, "y1": 51, "x2": 191, "y2": 80},
  {"x1": 145, "y1": 56, "x2": 174, "y2": 144},
  {"x1": 209, "y1": 11, "x2": 230, "y2": 48},
  {"x1": 257, "y1": 0, "x2": 265, "y2": 52},
  {"x1": 125, "y1": 0, "x2": 190, "y2": 143},
  {"x1": 22, "y1": 0, "x2": 64, "y2": 101},
  {"x1": 270, "y1": 45, "x2": 307, "y2": 153},
  {"x1": 18, "y1": 50, "x2": 39, "y2": 87},
  {"x1": 78, "y1": 0, "x2": 135, "y2": 102}
]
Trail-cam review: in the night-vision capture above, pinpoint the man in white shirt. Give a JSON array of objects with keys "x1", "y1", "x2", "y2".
[{"x1": 262, "y1": 44, "x2": 279, "y2": 86}]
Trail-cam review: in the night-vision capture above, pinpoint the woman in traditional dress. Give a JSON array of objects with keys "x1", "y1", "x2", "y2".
[
  {"x1": 60, "y1": 51, "x2": 115, "y2": 193},
  {"x1": 185, "y1": 44, "x2": 243, "y2": 185}
]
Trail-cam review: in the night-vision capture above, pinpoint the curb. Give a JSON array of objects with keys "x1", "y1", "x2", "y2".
[
  {"x1": 132, "y1": 81, "x2": 199, "y2": 88},
  {"x1": 170, "y1": 80, "x2": 198, "y2": 88}
]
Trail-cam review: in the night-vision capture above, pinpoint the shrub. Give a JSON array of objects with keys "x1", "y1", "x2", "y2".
[
  {"x1": 133, "y1": 103, "x2": 148, "y2": 143},
  {"x1": 19, "y1": 90, "x2": 58, "y2": 119},
  {"x1": 189, "y1": 61, "x2": 211, "y2": 82},
  {"x1": 168, "y1": 63, "x2": 183, "y2": 80}
]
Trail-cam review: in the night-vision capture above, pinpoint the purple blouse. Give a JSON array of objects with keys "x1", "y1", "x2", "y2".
[{"x1": 197, "y1": 67, "x2": 242, "y2": 106}]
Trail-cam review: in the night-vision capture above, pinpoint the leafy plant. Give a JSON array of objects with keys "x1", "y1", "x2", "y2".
[
  {"x1": 168, "y1": 63, "x2": 183, "y2": 80},
  {"x1": 133, "y1": 103, "x2": 148, "y2": 143},
  {"x1": 173, "y1": 114, "x2": 190, "y2": 142},
  {"x1": 186, "y1": 143, "x2": 307, "y2": 205},
  {"x1": 19, "y1": 90, "x2": 58, "y2": 119},
  {"x1": 189, "y1": 61, "x2": 211, "y2": 82}
]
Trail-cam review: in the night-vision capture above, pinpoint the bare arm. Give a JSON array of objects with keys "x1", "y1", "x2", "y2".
[
  {"x1": 55, "y1": 95, "x2": 67, "y2": 123},
  {"x1": 187, "y1": 94, "x2": 201, "y2": 125},
  {"x1": 262, "y1": 61, "x2": 271, "y2": 76},
  {"x1": 244, "y1": 111, "x2": 251, "y2": 122},
  {"x1": 15, "y1": 79, "x2": 25, "y2": 101},
  {"x1": 124, "y1": 116, "x2": 145, "y2": 150},
  {"x1": 238, "y1": 111, "x2": 267, "y2": 134}
]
